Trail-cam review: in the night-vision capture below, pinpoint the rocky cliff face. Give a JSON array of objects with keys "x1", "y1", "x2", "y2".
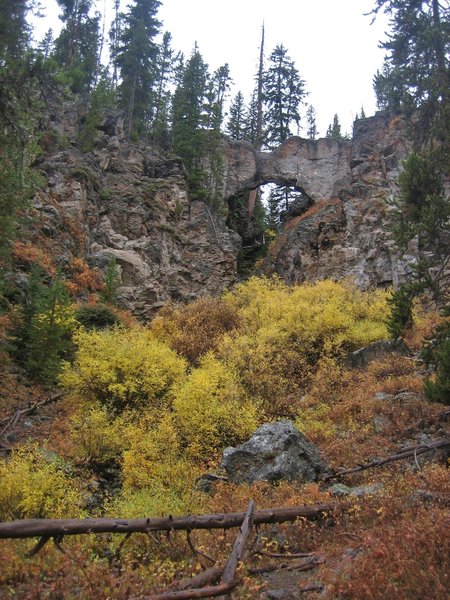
[
  {"x1": 28, "y1": 107, "x2": 417, "y2": 319},
  {"x1": 236, "y1": 113, "x2": 413, "y2": 289},
  {"x1": 31, "y1": 109, "x2": 240, "y2": 320}
]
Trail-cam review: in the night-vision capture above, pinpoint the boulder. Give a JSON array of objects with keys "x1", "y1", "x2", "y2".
[
  {"x1": 221, "y1": 421, "x2": 327, "y2": 485},
  {"x1": 345, "y1": 339, "x2": 411, "y2": 369}
]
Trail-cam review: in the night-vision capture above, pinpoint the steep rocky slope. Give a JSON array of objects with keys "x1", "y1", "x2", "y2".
[
  {"x1": 29, "y1": 109, "x2": 240, "y2": 320},
  {"x1": 26, "y1": 108, "x2": 421, "y2": 319},
  {"x1": 220, "y1": 112, "x2": 414, "y2": 290}
]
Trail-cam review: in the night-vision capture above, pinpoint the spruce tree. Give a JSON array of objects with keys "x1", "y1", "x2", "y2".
[
  {"x1": 371, "y1": 0, "x2": 450, "y2": 147},
  {"x1": 226, "y1": 92, "x2": 248, "y2": 140},
  {"x1": 0, "y1": 0, "x2": 31, "y2": 61},
  {"x1": 263, "y1": 44, "x2": 306, "y2": 148},
  {"x1": 151, "y1": 31, "x2": 176, "y2": 147},
  {"x1": 326, "y1": 114, "x2": 344, "y2": 140},
  {"x1": 114, "y1": 0, "x2": 162, "y2": 140},
  {"x1": 171, "y1": 45, "x2": 209, "y2": 195},
  {"x1": 306, "y1": 104, "x2": 318, "y2": 140},
  {"x1": 54, "y1": 0, "x2": 100, "y2": 94}
]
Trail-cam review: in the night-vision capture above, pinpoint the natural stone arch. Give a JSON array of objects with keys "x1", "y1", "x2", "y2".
[{"x1": 221, "y1": 136, "x2": 352, "y2": 202}]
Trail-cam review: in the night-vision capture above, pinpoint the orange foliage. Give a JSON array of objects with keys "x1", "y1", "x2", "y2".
[
  {"x1": 65, "y1": 257, "x2": 103, "y2": 296},
  {"x1": 151, "y1": 296, "x2": 241, "y2": 365},
  {"x1": 11, "y1": 241, "x2": 55, "y2": 274}
]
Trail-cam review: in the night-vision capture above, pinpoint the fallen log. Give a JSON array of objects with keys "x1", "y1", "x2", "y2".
[
  {"x1": 151, "y1": 501, "x2": 255, "y2": 600},
  {"x1": 323, "y1": 438, "x2": 450, "y2": 481},
  {"x1": 0, "y1": 503, "x2": 335, "y2": 540},
  {"x1": 0, "y1": 392, "x2": 63, "y2": 438},
  {"x1": 221, "y1": 500, "x2": 254, "y2": 583},
  {"x1": 149, "y1": 581, "x2": 238, "y2": 600}
]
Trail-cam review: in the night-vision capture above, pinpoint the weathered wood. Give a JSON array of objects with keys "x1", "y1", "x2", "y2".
[
  {"x1": 150, "y1": 581, "x2": 238, "y2": 600},
  {"x1": 177, "y1": 564, "x2": 225, "y2": 592},
  {"x1": 221, "y1": 500, "x2": 254, "y2": 584},
  {"x1": 323, "y1": 438, "x2": 450, "y2": 481},
  {"x1": 0, "y1": 503, "x2": 335, "y2": 540}
]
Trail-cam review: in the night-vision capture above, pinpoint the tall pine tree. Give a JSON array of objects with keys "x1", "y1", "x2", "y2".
[
  {"x1": 263, "y1": 44, "x2": 306, "y2": 148},
  {"x1": 54, "y1": 0, "x2": 100, "y2": 95},
  {"x1": 372, "y1": 0, "x2": 449, "y2": 147},
  {"x1": 114, "y1": 0, "x2": 162, "y2": 140}
]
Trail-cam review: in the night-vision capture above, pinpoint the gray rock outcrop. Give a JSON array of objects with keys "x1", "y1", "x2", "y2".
[
  {"x1": 32, "y1": 110, "x2": 241, "y2": 320},
  {"x1": 221, "y1": 421, "x2": 327, "y2": 485},
  {"x1": 346, "y1": 339, "x2": 411, "y2": 369},
  {"x1": 29, "y1": 103, "x2": 439, "y2": 319}
]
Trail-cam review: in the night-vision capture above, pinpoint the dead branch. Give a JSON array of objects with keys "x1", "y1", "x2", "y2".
[
  {"x1": 0, "y1": 503, "x2": 335, "y2": 541},
  {"x1": 0, "y1": 392, "x2": 63, "y2": 438},
  {"x1": 150, "y1": 581, "x2": 238, "y2": 600},
  {"x1": 154, "y1": 502, "x2": 255, "y2": 600},
  {"x1": 248, "y1": 555, "x2": 325, "y2": 575},
  {"x1": 26, "y1": 536, "x2": 50, "y2": 558},
  {"x1": 323, "y1": 438, "x2": 450, "y2": 481},
  {"x1": 298, "y1": 583, "x2": 324, "y2": 593},
  {"x1": 177, "y1": 564, "x2": 225, "y2": 592},
  {"x1": 221, "y1": 500, "x2": 254, "y2": 583},
  {"x1": 254, "y1": 550, "x2": 315, "y2": 559},
  {"x1": 186, "y1": 530, "x2": 216, "y2": 564}
]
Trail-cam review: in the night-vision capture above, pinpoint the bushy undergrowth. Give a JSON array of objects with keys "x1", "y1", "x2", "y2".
[
  {"x1": 0, "y1": 446, "x2": 81, "y2": 520},
  {"x1": 2, "y1": 277, "x2": 447, "y2": 598},
  {"x1": 60, "y1": 327, "x2": 187, "y2": 413}
]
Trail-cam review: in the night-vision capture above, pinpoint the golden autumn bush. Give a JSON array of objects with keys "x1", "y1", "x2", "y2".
[
  {"x1": 69, "y1": 404, "x2": 130, "y2": 465},
  {"x1": 0, "y1": 445, "x2": 82, "y2": 520},
  {"x1": 60, "y1": 326, "x2": 187, "y2": 413},
  {"x1": 171, "y1": 353, "x2": 260, "y2": 462},
  {"x1": 215, "y1": 278, "x2": 389, "y2": 417}
]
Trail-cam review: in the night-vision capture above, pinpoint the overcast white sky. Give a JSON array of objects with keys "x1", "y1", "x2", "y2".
[{"x1": 33, "y1": 0, "x2": 390, "y2": 137}]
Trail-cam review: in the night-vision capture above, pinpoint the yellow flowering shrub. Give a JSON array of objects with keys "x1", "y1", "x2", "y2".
[
  {"x1": 69, "y1": 405, "x2": 130, "y2": 465},
  {"x1": 0, "y1": 446, "x2": 82, "y2": 520},
  {"x1": 227, "y1": 277, "x2": 388, "y2": 350},
  {"x1": 60, "y1": 326, "x2": 187, "y2": 413},
  {"x1": 217, "y1": 278, "x2": 389, "y2": 416},
  {"x1": 172, "y1": 353, "x2": 260, "y2": 462},
  {"x1": 121, "y1": 415, "x2": 202, "y2": 492}
]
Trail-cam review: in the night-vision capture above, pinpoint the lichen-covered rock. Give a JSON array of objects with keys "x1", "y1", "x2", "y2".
[
  {"x1": 346, "y1": 339, "x2": 411, "y2": 369},
  {"x1": 221, "y1": 421, "x2": 327, "y2": 484}
]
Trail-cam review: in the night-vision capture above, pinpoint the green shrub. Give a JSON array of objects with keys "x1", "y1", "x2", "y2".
[
  {"x1": 75, "y1": 303, "x2": 120, "y2": 330},
  {"x1": 422, "y1": 307, "x2": 450, "y2": 405}
]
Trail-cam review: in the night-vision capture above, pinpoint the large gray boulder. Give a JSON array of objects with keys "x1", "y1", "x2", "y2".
[{"x1": 221, "y1": 421, "x2": 327, "y2": 485}]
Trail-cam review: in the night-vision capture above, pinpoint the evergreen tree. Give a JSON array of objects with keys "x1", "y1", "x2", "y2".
[
  {"x1": 151, "y1": 31, "x2": 176, "y2": 147},
  {"x1": 78, "y1": 72, "x2": 116, "y2": 152},
  {"x1": 109, "y1": 0, "x2": 121, "y2": 88},
  {"x1": 0, "y1": 0, "x2": 31, "y2": 61},
  {"x1": 54, "y1": 0, "x2": 101, "y2": 94},
  {"x1": 371, "y1": 0, "x2": 450, "y2": 146},
  {"x1": 422, "y1": 306, "x2": 450, "y2": 405},
  {"x1": 114, "y1": 0, "x2": 162, "y2": 140},
  {"x1": 226, "y1": 91, "x2": 248, "y2": 140},
  {"x1": 326, "y1": 114, "x2": 344, "y2": 139},
  {"x1": 13, "y1": 268, "x2": 75, "y2": 385},
  {"x1": 171, "y1": 45, "x2": 209, "y2": 197},
  {"x1": 388, "y1": 151, "x2": 448, "y2": 257},
  {"x1": 204, "y1": 64, "x2": 231, "y2": 130},
  {"x1": 244, "y1": 90, "x2": 260, "y2": 145},
  {"x1": 306, "y1": 104, "x2": 318, "y2": 140},
  {"x1": 263, "y1": 44, "x2": 306, "y2": 148}
]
